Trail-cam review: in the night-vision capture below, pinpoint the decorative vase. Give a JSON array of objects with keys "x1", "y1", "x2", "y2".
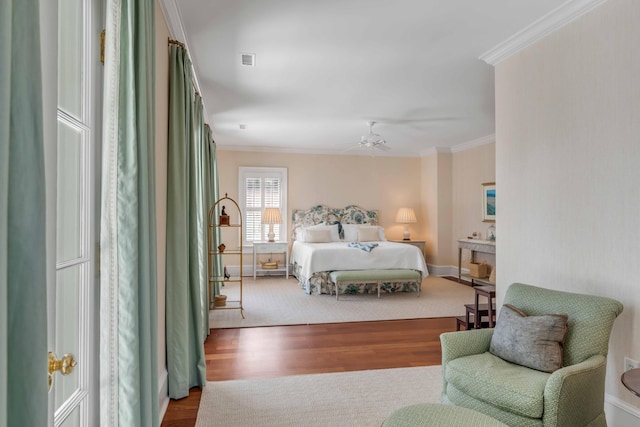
[{"x1": 487, "y1": 224, "x2": 496, "y2": 242}]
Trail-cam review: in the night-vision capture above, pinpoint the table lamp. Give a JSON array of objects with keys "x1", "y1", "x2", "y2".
[
  {"x1": 396, "y1": 207, "x2": 417, "y2": 240},
  {"x1": 261, "y1": 208, "x2": 282, "y2": 242}
]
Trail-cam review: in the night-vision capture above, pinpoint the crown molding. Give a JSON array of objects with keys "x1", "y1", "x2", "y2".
[
  {"x1": 420, "y1": 146, "x2": 452, "y2": 157},
  {"x1": 217, "y1": 144, "x2": 418, "y2": 158},
  {"x1": 158, "y1": 0, "x2": 187, "y2": 42},
  {"x1": 419, "y1": 134, "x2": 495, "y2": 157},
  {"x1": 480, "y1": 0, "x2": 607, "y2": 65},
  {"x1": 158, "y1": 0, "x2": 210, "y2": 118},
  {"x1": 450, "y1": 134, "x2": 495, "y2": 153}
]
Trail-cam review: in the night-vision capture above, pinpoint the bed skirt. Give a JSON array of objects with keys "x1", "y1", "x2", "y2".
[{"x1": 292, "y1": 262, "x2": 421, "y2": 295}]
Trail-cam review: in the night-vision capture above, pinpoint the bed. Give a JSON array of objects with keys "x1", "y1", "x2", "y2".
[{"x1": 290, "y1": 205, "x2": 429, "y2": 295}]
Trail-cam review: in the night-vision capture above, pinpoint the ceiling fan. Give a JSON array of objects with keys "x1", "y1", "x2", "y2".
[{"x1": 359, "y1": 121, "x2": 390, "y2": 153}]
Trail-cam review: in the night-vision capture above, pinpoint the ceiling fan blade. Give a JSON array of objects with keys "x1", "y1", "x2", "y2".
[{"x1": 375, "y1": 143, "x2": 391, "y2": 151}]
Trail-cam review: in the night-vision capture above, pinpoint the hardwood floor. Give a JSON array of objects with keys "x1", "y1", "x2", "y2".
[{"x1": 160, "y1": 317, "x2": 458, "y2": 427}]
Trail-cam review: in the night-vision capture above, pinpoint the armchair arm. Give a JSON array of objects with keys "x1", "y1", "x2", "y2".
[
  {"x1": 440, "y1": 330, "x2": 494, "y2": 403},
  {"x1": 440, "y1": 329, "x2": 494, "y2": 365},
  {"x1": 543, "y1": 354, "x2": 607, "y2": 427}
]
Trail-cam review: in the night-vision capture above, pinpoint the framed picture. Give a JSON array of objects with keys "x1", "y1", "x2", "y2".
[{"x1": 482, "y1": 182, "x2": 496, "y2": 222}]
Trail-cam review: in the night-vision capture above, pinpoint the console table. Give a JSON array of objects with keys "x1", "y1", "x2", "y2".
[{"x1": 457, "y1": 239, "x2": 496, "y2": 284}]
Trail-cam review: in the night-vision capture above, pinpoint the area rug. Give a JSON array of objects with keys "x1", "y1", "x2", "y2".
[
  {"x1": 209, "y1": 276, "x2": 474, "y2": 329},
  {"x1": 195, "y1": 365, "x2": 442, "y2": 427}
]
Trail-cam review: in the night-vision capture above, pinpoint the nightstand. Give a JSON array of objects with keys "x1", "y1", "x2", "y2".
[
  {"x1": 391, "y1": 240, "x2": 426, "y2": 259},
  {"x1": 253, "y1": 241, "x2": 289, "y2": 279}
]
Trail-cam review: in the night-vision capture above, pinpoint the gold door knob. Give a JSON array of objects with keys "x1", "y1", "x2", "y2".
[{"x1": 48, "y1": 352, "x2": 77, "y2": 391}]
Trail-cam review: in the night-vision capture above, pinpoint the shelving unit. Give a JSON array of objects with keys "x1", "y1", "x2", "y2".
[{"x1": 208, "y1": 193, "x2": 244, "y2": 318}]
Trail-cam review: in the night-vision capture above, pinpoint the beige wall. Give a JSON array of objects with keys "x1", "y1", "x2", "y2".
[
  {"x1": 420, "y1": 154, "x2": 439, "y2": 264},
  {"x1": 436, "y1": 152, "x2": 454, "y2": 266},
  {"x1": 218, "y1": 146, "x2": 495, "y2": 270},
  {"x1": 419, "y1": 151, "x2": 456, "y2": 266},
  {"x1": 496, "y1": 0, "x2": 639, "y2": 412},
  {"x1": 155, "y1": 0, "x2": 169, "y2": 404},
  {"x1": 217, "y1": 150, "x2": 424, "y2": 241},
  {"x1": 451, "y1": 143, "x2": 496, "y2": 268}
]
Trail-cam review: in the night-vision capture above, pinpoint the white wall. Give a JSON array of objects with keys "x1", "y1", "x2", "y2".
[{"x1": 495, "y1": 0, "x2": 639, "y2": 420}]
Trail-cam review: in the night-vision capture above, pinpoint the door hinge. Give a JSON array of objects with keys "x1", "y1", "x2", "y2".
[{"x1": 100, "y1": 29, "x2": 105, "y2": 64}]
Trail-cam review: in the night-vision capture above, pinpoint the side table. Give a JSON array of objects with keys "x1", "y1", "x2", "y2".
[
  {"x1": 622, "y1": 368, "x2": 640, "y2": 397},
  {"x1": 391, "y1": 240, "x2": 426, "y2": 259},
  {"x1": 253, "y1": 241, "x2": 289, "y2": 279}
]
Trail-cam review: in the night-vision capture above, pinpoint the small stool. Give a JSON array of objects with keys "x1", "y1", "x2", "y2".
[
  {"x1": 473, "y1": 285, "x2": 496, "y2": 328},
  {"x1": 382, "y1": 403, "x2": 508, "y2": 426}
]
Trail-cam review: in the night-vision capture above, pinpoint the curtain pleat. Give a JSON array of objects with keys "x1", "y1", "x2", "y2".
[
  {"x1": 165, "y1": 44, "x2": 207, "y2": 399},
  {"x1": 207, "y1": 129, "x2": 222, "y2": 299},
  {"x1": 1, "y1": 1, "x2": 48, "y2": 426},
  {"x1": 100, "y1": 0, "x2": 159, "y2": 425},
  {"x1": 192, "y1": 95, "x2": 209, "y2": 342}
]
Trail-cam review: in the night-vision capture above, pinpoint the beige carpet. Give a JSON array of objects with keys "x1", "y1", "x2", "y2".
[
  {"x1": 209, "y1": 276, "x2": 474, "y2": 328},
  {"x1": 195, "y1": 365, "x2": 442, "y2": 427}
]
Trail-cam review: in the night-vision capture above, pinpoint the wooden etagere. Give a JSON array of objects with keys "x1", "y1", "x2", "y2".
[{"x1": 208, "y1": 193, "x2": 244, "y2": 318}]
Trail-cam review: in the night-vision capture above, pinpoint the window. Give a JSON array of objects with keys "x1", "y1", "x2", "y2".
[{"x1": 239, "y1": 167, "x2": 288, "y2": 245}]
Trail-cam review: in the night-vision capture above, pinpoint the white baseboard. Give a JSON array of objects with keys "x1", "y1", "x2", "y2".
[
  {"x1": 426, "y1": 264, "x2": 467, "y2": 278},
  {"x1": 605, "y1": 393, "x2": 640, "y2": 427},
  {"x1": 225, "y1": 264, "x2": 291, "y2": 277},
  {"x1": 158, "y1": 369, "x2": 169, "y2": 423}
]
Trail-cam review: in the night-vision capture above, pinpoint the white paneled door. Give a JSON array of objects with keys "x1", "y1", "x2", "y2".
[{"x1": 47, "y1": 0, "x2": 102, "y2": 425}]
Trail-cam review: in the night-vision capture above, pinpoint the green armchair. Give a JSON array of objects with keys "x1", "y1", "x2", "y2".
[{"x1": 440, "y1": 283, "x2": 623, "y2": 427}]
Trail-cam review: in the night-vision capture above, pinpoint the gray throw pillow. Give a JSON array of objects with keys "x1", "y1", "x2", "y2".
[{"x1": 489, "y1": 304, "x2": 568, "y2": 373}]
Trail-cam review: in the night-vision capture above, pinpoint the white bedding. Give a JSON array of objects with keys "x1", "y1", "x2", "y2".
[{"x1": 291, "y1": 240, "x2": 429, "y2": 280}]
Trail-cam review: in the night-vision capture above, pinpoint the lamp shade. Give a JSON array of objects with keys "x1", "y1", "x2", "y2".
[
  {"x1": 395, "y1": 207, "x2": 417, "y2": 224},
  {"x1": 262, "y1": 208, "x2": 282, "y2": 242},
  {"x1": 261, "y1": 208, "x2": 282, "y2": 224}
]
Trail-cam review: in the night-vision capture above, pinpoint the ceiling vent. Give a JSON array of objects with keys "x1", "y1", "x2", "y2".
[{"x1": 241, "y1": 53, "x2": 255, "y2": 67}]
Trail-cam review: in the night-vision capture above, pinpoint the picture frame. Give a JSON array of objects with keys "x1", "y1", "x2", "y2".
[{"x1": 482, "y1": 182, "x2": 496, "y2": 222}]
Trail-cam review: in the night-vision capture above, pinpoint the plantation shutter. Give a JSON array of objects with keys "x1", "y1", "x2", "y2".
[
  {"x1": 245, "y1": 177, "x2": 262, "y2": 242},
  {"x1": 243, "y1": 175, "x2": 282, "y2": 242}
]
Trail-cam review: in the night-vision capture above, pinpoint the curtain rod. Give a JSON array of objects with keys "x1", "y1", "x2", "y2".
[{"x1": 168, "y1": 38, "x2": 185, "y2": 48}]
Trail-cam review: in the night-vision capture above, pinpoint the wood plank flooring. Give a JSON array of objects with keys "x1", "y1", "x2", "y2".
[{"x1": 161, "y1": 317, "x2": 457, "y2": 427}]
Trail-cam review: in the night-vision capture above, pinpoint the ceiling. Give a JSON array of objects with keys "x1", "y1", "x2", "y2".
[{"x1": 170, "y1": 0, "x2": 567, "y2": 157}]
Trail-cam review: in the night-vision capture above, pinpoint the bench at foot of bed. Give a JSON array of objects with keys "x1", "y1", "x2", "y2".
[{"x1": 329, "y1": 269, "x2": 421, "y2": 300}]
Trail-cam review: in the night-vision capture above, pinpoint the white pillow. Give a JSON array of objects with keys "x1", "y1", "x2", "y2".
[
  {"x1": 343, "y1": 224, "x2": 386, "y2": 242},
  {"x1": 305, "y1": 229, "x2": 333, "y2": 243},
  {"x1": 374, "y1": 226, "x2": 387, "y2": 241},
  {"x1": 357, "y1": 227, "x2": 380, "y2": 242},
  {"x1": 295, "y1": 223, "x2": 323, "y2": 241},
  {"x1": 342, "y1": 224, "x2": 360, "y2": 241},
  {"x1": 297, "y1": 223, "x2": 340, "y2": 242},
  {"x1": 325, "y1": 223, "x2": 340, "y2": 241}
]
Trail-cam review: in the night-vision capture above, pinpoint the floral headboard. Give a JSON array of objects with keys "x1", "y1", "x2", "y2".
[{"x1": 291, "y1": 205, "x2": 379, "y2": 241}]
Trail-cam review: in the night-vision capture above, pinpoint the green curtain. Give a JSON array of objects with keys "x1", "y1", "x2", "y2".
[
  {"x1": 192, "y1": 95, "x2": 209, "y2": 341},
  {"x1": 205, "y1": 126, "x2": 222, "y2": 300},
  {"x1": 0, "y1": 1, "x2": 48, "y2": 426},
  {"x1": 165, "y1": 43, "x2": 207, "y2": 399},
  {"x1": 100, "y1": 0, "x2": 158, "y2": 425}
]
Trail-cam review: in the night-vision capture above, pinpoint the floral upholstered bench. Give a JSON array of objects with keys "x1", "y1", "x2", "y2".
[{"x1": 329, "y1": 269, "x2": 421, "y2": 300}]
